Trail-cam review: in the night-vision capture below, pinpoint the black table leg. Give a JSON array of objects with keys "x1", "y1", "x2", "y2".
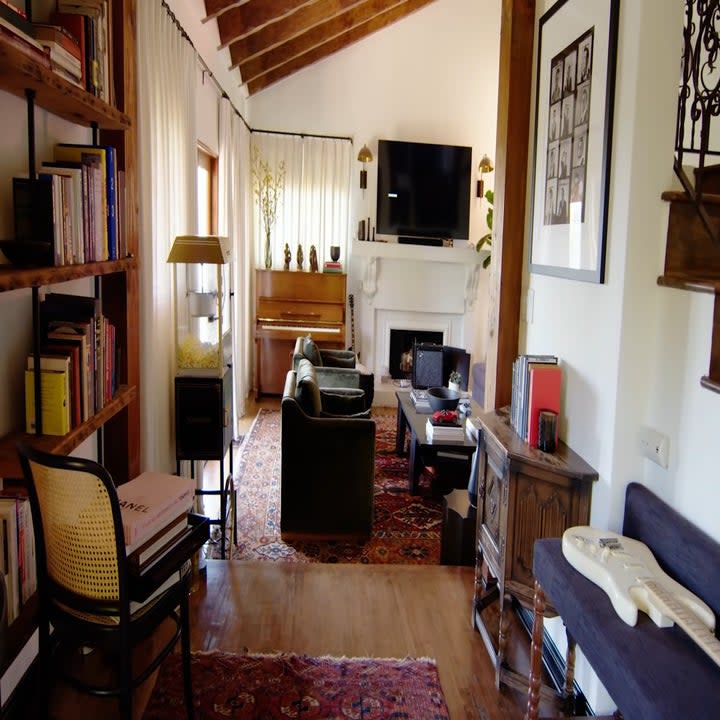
[{"x1": 396, "y1": 398, "x2": 407, "y2": 455}]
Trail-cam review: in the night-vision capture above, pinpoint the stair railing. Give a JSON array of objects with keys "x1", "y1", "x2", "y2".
[{"x1": 675, "y1": 0, "x2": 720, "y2": 245}]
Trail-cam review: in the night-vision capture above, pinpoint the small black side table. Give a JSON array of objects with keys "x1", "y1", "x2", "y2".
[{"x1": 440, "y1": 488, "x2": 477, "y2": 566}]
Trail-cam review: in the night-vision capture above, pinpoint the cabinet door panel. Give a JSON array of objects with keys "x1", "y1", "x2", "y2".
[
  {"x1": 509, "y1": 472, "x2": 573, "y2": 590},
  {"x1": 479, "y1": 455, "x2": 504, "y2": 576}
]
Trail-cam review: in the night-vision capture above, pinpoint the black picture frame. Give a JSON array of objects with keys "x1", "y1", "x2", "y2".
[{"x1": 529, "y1": 0, "x2": 620, "y2": 283}]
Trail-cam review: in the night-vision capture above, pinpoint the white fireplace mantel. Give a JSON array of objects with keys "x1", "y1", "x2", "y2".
[{"x1": 352, "y1": 239, "x2": 488, "y2": 265}]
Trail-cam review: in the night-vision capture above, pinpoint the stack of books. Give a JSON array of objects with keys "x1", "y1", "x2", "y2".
[
  {"x1": 426, "y1": 415, "x2": 464, "y2": 442},
  {"x1": 510, "y1": 354, "x2": 561, "y2": 446},
  {"x1": 117, "y1": 471, "x2": 196, "y2": 570},
  {"x1": 410, "y1": 387, "x2": 431, "y2": 412},
  {"x1": 323, "y1": 261, "x2": 343, "y2": 273},
  {"x1": 32, "y1": 23, "x2": 83, "y2": 87}
]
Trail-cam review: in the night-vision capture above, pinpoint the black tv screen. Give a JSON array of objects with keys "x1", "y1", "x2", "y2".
[{"x1": 376, "y1": 139, "x2": 472, "y2": 240}]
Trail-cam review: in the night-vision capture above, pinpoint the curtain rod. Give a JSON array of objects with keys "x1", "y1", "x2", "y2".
[
  {"x1": 161, "y1": 0, "x2": 251, "y2": 132},
  {"x1": 161, "y1": 1, "x2": 353, "y2": 144},
  {"x1": 251, "y1": 128, "x2": 352, "y2": 142}
]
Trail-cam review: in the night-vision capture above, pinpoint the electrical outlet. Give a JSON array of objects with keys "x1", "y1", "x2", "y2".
[{"x1": 639, "y1": 426, "x2": 669, "y2": 468}]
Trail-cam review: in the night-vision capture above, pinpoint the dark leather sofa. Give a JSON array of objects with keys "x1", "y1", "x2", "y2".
[
  {"x1": 280, "y1": 360, "x2": 375, "y2": 540},
  {"x1": 292, "y1": 335, "x2": 374, "y2": 409}
]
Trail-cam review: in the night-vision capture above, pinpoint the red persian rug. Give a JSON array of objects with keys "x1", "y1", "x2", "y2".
[
  {"x1": 143, "y1": 650, "x2": 450, "y2": 720},
  {"x1": 228, "y1": 408, "x2": 442, "y2": 563}
]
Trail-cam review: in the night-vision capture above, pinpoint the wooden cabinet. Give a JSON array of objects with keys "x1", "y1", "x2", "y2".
[
  {"x1": 472, "y1": 407, "x2": 597, "y2": 693},
  {"x1": 0, "y1": 0, "x2": 139, "y2": 707},
  {"x1": 254, "y1": 269, "x2": 347, "y2": 397}
]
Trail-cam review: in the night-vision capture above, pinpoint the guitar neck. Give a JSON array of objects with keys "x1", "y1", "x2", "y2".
[{"x1": 643, "y1": 579, "x2": 720, "y2": 669}]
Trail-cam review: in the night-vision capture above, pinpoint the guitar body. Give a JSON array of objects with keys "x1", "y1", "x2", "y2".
[{"x1": 562, "y1": 527, "x2": 715, "y2": 631}]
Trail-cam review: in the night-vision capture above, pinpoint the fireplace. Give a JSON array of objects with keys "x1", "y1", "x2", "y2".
[{"x1": 388, "y1": 329, "x2": 443, "y2": 379}]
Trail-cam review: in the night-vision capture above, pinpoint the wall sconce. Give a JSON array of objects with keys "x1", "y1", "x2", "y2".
[
  {"x1": 477, "y1": 154, "x2": 494, "y2": 198},
  {"x1": 357, "y1": 143, "x2": 373, "y2": 189}
]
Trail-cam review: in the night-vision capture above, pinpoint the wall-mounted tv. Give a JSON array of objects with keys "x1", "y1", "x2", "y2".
[{"x1": 376, "y1": 139, "x2": 472, "y2": 241}]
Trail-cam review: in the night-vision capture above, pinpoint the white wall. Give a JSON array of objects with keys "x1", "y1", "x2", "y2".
[
  {"x1": 248, "y1": 0, "x2": 502, "y2": 371},
  {"x1": 526, "y1": 0, "x2": 719, "y2": 712}
]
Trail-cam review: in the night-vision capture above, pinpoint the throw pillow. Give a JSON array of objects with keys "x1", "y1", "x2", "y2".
[
  {"x1": 302, "y1": 336, "x2": 323, "y2": 366},
  {"x1": 295, "y1": 358, "x2": 321, "y2": 416}
]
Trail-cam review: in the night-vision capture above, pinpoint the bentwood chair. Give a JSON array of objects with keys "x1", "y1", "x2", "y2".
[{"x1": 16, "y1": 443, "x2": 194, "y2": 720}]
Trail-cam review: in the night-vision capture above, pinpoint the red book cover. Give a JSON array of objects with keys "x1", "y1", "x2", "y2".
[{"x1": 526, "y1": 364, "x2": 561, "y2": 447}]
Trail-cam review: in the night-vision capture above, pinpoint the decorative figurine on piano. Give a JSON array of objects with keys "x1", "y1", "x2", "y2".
[
  {"x1": 283, "y1": 243, "x2": 291, "y2": 271},
  {"x1": 309, "y1": 245, "x2": 318, "y2": 272},
  {"x1": 296, "y1": 243, "x2": 304, "y2": 271}
]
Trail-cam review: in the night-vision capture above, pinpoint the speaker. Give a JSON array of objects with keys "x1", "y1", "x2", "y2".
[{"x1": 412, "y1": 343, "x2": 444, "y2": 389}]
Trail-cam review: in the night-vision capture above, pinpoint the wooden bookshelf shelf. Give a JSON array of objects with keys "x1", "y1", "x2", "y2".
[
  {"x1": 0, "y1": 257, "x2": 138, "y2": 292},
  {"x1": 0, "y1": 35, "x2": 131, "y2": 131},
  {"x1": 0, "y1": 384, "x2": 137, "y2": 479},
  {"x1": 1, "y1": 593, "x2": 38, "y2": 677}
]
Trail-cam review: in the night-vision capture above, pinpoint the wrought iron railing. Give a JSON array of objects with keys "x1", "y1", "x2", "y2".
[{"x1": 675, "y1": 0, "x2": 720, "y2": 244}]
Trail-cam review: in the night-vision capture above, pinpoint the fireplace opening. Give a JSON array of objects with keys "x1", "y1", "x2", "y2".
[{"x1": 389, "y1": 329, "x2": 443, "y2": 379}]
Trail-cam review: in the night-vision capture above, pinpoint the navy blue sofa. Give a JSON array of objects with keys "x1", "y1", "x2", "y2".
[{"x1": 527, "y1": 482, "x2": 720, "y2": 719}]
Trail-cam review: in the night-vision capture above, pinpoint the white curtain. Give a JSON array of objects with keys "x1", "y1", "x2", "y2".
[
  {"x1": 252, "y1": 133, "x2": 352, "y2": 269},
  {"x1": 218, "y1": 98, "x2": 252, "y2": 425},
  {"x1": 137, "y1": 1, "x2": 196, "y2": 471}
]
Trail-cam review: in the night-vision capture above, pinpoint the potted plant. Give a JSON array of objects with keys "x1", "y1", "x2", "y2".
[
  {"x1": 475, "y1": 189, "x2": 493, "y2": 269},
  {"x1": 251, "y1": 146, "x2": 286, "y2": 269},
  {"x1": 448, "y1": 370, "x2": 463, "y2": 392}
]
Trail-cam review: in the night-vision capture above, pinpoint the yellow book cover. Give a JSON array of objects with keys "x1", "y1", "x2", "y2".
[{"x1": 24, "y1": 368, "x2": 70, "y2": 436}]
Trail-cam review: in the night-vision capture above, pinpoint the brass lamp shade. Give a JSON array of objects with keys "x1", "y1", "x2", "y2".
[
  {"x1": 358, "y1": 144, "x2": 373, "y2": 189},
  {"x1": 357, "y1": 144, "x2": 373, "y2": 163},
  {"x1": 167, "y1": 235, "x2": 231, "y2": 264}
]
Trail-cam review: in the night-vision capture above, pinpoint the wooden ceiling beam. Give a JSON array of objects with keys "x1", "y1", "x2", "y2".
[
  {"x1": 227, "y1": 0, "x2": 369, "y2": 68},
  {"x1": 246, "y1": 0, "x2": 436, "y2": 94},
  {"x1": 215, "y1": 0, "x2": 313, "y2": 48},
  {"x1": 202, "y1": 0, "x2": 251, "y2": 23},
  {"x1": 238, "y1": 0, "x2": 406, "y2": 84}
]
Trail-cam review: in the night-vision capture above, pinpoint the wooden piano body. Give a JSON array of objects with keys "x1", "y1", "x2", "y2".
[{"x1": 254, "y1": 269, "x2": 347, "y2": 398}]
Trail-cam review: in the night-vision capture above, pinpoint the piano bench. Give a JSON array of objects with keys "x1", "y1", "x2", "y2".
[{"x1": 526, "y1": 483, "x2": 720, "y2": 720}]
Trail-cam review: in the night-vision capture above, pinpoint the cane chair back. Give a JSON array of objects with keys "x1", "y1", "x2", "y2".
[{"x1": 17, "y1": 442, "x2": 194, "y2": 719}]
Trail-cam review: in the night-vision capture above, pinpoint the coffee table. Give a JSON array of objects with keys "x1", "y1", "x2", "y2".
[{"x1": 395, "y1": 391, "x2": 479, "y2": 494}]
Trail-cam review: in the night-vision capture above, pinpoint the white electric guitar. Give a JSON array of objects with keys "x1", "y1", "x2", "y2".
[{"x1": 562, "y1": 527, "x2": 720, "y2": 669}]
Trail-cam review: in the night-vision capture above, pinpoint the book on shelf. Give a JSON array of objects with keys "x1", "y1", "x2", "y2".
[
  {"x1": 126, "y1": 513, "x2": 189, "y2": 570},
  {"x1": 26, "y1": 353, "x2": 75, "y2": 428},
  {"x1": 526, "y1": 364, "x2": 562, "y2": 448},
  {"x1": 41, "y1": 162, "x2": 86, "y2": 263},
  {"x1": 12, "y1": 176, "x2": 56, "y2": 254},
  {"x1": 55, "y1": 143, "x2": 117, "y2": 260},
  {"x1": 0, "y1": 499, "x2": 20, "y2": 622},
  {"x1": 24, "y1": 367, "x2": 70, "y2": 436},
  {"x1": 32, "y1": 23, "x2": 82, "y2": 59},
  {"x1": 510, "y1": 354, "x2": 558, "y2": 441},
  {"x1": 53, "y1": 10, "x2": 86, "y2": 89},
  {"x1": 116, "y1": 471, "x2": 195, "y2": 547},
  {"x1": 0, "y1": 15, "x2": 52, "y2": 68}
]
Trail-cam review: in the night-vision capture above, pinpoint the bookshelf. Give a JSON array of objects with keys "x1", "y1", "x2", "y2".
[{"x1": 0, "y1": 0, "x2": 139, "y2": 710}]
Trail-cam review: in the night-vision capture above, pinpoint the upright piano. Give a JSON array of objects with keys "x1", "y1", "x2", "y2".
[{"x1": 254, "y1": 269, "x2": 347, "y2": 398}]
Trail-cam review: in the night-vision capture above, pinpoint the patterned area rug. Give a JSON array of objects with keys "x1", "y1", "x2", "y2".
[
  {"x1": 143, "y1": 650, "x2": 450, "y2": 720},
  {"x1": 228, "y1": 408, "x2": 443, "y2": 563}
]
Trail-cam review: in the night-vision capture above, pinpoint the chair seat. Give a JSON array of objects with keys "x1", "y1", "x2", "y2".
[{"x1": 534, "y1": 538, "x2": 720, "y2": 720}]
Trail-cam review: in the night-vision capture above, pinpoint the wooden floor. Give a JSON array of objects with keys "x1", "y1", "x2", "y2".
[
  {"x1": 44, "y1": 397, "x2": 562, "y2": 719},
  {"x1": 188, "y1": 560, "x2": 541, "y2": 720}
]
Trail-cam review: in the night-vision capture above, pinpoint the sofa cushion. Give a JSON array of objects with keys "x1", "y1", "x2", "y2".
[
  {"x1": 295, "y1": 359, "x2": 321, "y2": 416},
  {"x1": 302, "y1": 336, "x2": 323, "y2": 366}
]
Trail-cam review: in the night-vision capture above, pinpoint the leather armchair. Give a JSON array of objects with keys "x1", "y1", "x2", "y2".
[
  {"x1": 280, "y1": 362, "x2": 375, "y2": 540},
  {"x1": 292, "y1": 335, "x2": 374, "y2": 408}
]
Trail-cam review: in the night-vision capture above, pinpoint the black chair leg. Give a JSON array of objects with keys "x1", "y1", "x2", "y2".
[{"x1": 180, "y1": 591, "x2": 194, "y2": 720}]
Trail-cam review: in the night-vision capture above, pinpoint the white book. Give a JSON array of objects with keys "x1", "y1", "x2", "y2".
[{"x1": 117, "y1": 472, "x2": 194, "y2": 546}]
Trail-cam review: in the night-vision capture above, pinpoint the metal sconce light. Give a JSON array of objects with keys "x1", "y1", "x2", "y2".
[
  {"x1": 357, "y1": 143, "x2": 373, "y2": 189},
  {"x1": 477, "y1": 154, "x2": 494, "y2": 198}
]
